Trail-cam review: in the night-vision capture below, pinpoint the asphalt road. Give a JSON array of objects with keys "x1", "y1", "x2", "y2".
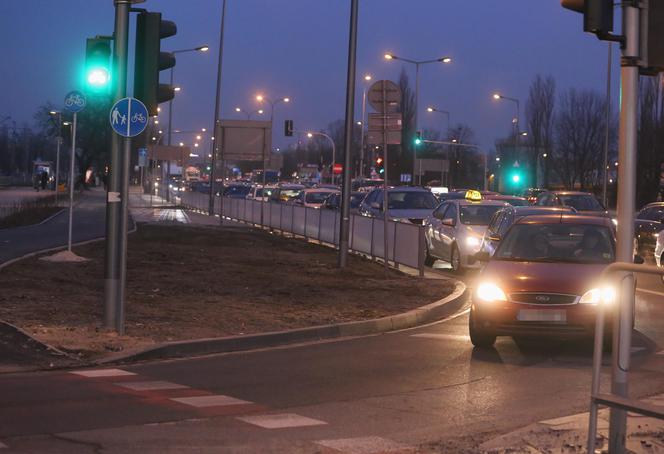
[{"x1": 0, "y1": 264, "x2": 662, "y2": 453}]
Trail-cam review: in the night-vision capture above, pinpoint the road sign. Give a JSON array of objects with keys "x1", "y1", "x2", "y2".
[
  {"x1": 367, "y1": 112, "x2": 403, "y2": 131},
  {"x1": 367, "y1": 130, "x2": 401, "y2": 145},
  {"x1": 138, "y1": 147, "x2": 148, "y2": 167},
  {"x1": 64, "y1": 91, "x2": 86, "y2": 113},
  {"x1": 109, "y1": 97, "x2": 149, "y2": 138},
  {"x1": 333, "y1": 163, "x2": 343, "y2": 175},
  {"x1": 367, "y1": 80, "x2": 400, "y2": 113}
]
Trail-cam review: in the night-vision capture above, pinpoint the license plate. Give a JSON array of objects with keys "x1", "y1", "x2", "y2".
[{"x1": 517, "y1": 309, "x2": 566, "y2": 322}]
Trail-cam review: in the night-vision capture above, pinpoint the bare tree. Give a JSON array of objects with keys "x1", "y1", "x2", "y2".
[
  {"x1": 636, "y1": 76, "x2": 664, "y2": 206},
  {"x1": 525, "y1": 75, "x2": 555, "y2": 187},
  {"x1": 553, "y1": 88, "x2": 607, "y2": 190}
]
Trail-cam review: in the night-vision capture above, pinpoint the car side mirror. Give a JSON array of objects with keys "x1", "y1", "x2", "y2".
[
  {"x1": 370, "y1": 202, "x2": 382, "y2": 210},
  {"x1": 634, "y1": 255, "x2": 645, "y2": 264},
  {"x1": 442, "y1": 218, "x2": 455, "y2": 227},
  {"x1": 475, "y1": 251, "x2": 491, "y2": 262}
]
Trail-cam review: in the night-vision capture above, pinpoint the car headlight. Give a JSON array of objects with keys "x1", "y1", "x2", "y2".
[
  {"x1": 466, "y1": 236, "x2": 481, "y2": 247},
  {"x1": 579, "y1": 287, "x2": 615, "y2": 305},
  {"x1": 612, "y1": 218, "x2": 618, "y2": 226},
  {"x1": 476, "y1": 283, "x2": 508, "y2": 302}
]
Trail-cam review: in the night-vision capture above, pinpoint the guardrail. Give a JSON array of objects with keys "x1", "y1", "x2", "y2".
[
  {"x1": 179, "y1": 191, "x2": 425, "y2": 275},
  {"x1": 587, "y1": 262, "x2": 664, "y2": 453}
]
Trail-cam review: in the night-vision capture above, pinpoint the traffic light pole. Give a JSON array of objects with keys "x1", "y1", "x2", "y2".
[
  {"x1": 338, "y1": 0, "x2": 358, "y2": 268},
  {"x1": 104, "y1": 0, "x2": 130, "y2": 332},
  {"x1": 608, "y1": 3, "x2": 639, "y2": 452}
]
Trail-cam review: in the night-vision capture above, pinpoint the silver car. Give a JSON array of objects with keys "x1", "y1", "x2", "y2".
[
  {"x1": 424, "y1": 199, "x2": 507, "y2": 272},
  {"x1": 358, "y1": 187, "x2": 439, "y2": 224}
]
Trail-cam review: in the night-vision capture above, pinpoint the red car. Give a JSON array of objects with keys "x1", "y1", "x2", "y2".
[{"x1": 469, "y1": 214, "x2": 617, "y2": 347}]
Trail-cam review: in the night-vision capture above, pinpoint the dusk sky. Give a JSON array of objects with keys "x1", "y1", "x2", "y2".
[{"x1": 1, "y1": 0, "x2": 618, "y2": 153}]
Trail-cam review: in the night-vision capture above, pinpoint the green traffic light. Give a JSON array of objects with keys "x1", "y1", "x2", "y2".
[
  {"x1": 414, "y1": 138, "x2": 422, "y2": 145},
  {"x1": 512, "y1": 174, "x2": 521, "y2": 183},
  {"x1": 87, "y1": 68, "x2": 110, "y2": 87}
]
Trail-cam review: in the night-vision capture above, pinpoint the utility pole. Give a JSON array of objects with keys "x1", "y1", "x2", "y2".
[
  {"x1": 602, "y1": 42, "x2": 613, "y2": 207},
  {"x1": 209, "y1": 0, "x2": 227, "y2": 218},
  {"x1": 338, "y1": 0, "x2": 358, "y2": 268},
  {"x1": 104, "y1": 0, "x2": 130, "y2": 331}
]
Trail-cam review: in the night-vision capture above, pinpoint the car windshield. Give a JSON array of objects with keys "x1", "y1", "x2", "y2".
[
  {"x1": 255, "y1": 188, "x2": 275, "y2": 197},
  {"x1": 306, "y1": 192, "x2": 335, "y2": 204},
  {"x1": 387, "y1": 191, "x2": 438, "y2": 210},
  {"x1": 506, "y1": 199, "x2": 530, "y2": 207},
  {"x1": 639, "y1": 206, "x2": 664, "y2": 221},
  {"x1": 459, "y1": 205, "x2": 504, "y2": 225},
  {"x1": 559, "y1": 194, "x2": 603, "y2": 211},
  {"x1": 495, "y1": 224, "x2": 615, "y2": 264},
  {"x1": 224, "y1": 185, "x2": 250, "y2": 196}
]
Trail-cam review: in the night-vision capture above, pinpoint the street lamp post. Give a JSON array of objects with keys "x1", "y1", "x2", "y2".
[
  {"x1": 385, "y1": 53, "x2": 452, "y2": 185},
  {"x1": 358, "y1": 74, "x2": 372, "y2": 178},
  {"x1": 234, "y1": 106, "x2": 264, "y2": 120},
  {"x1": 307, "y1": 131, "x2": 336, "y2": 184},
  {"x1": 493, "y1": 93, "x2": 530, "y2": 187},
  {"x1": 426, "y1": 106, "x2": 450, "y2": 186},
  {"x1": 49, "y1": 111, "x2": 63, "y2": 205},
  {"x1": 256, "y1": 94, "x2": 290, "y2": 195}
]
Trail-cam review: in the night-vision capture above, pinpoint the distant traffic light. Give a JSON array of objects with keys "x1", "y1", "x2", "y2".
[
  {"x1": 284, "y1": 119, "x2": 293, "y2": 137},
  {"x1": 134, "y1": 12, "x2": 177, "y2": 116},
  {"x1": 85, "y1": 37, "x2": 111, "y2": 94},
  {"x1": 376, "y1": 157, "x2": 384, "y2": 174},
  {"x1": 414, "y1": 130, "x2": 422, "y2": 145}
]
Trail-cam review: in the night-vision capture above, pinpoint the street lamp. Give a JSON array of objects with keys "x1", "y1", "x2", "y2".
[
  {"x1": 426, "y1": 106, "x2": 451, "y2": 186},
  {"x1": 384, "y1": 52, "x2": 453, "y2": 184},
  {"x1": 48, "y1": 110, "x2": 64, "y2": 204},
  {"x1": 234, "y1": 106, "x2": 264, "y2": 120},
  {"x1": 358, "y1": 73, "x2": 372, "y2": 178},
  {"x1": 306, "y1": 131, "x2": 337, "y2": 184},
  {"x1": 491, "y1": 92, "x2": 520, "y2": 134}
]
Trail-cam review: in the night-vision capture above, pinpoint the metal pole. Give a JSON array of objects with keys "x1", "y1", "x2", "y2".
[
  {"x1": 104, "y1": 0, "x2": 129, "y2": 330},
  {"x1": 337, "y1": 0, "x2": 358, "y2": 268},
  {"x1": 116, "y1": 134, "x2": 131, "y2": 335},
  {"x1": 603, "y1": 42, "x2": 613, "y2": 208},
  {"x1": 359, "y1": 86, "x2": 367, "y2": 178},
  {"x1": 67, "y1": 112, "x2": 76, "y2": 252},
  {"x1": 414, "y1": 63, "x2": 420, "y2": 185},
  {"x1": 609, "y1": 4, "x2": 639, "y2": 452},
  {"x1": 55, "y1": 115, "x2": 61, "y2": 205},
  {"x1": 483, "y1": 151, "x2": 488, "y2": 191},
  {"x1": 382, "y1": 82, "x2": 389, "y2": 273},
  {"x1": 167, "y1": 67, "x2": 174, "y2": 147},
  {"x1": 209, "y1": 0, "x2": 227, "y2": 217},
  {"x1": 331, "y1": 137, "x2": 336, "y2": 185}
]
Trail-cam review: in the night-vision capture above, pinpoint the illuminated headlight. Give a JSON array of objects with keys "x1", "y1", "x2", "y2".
[
  {"x1": 154, "y1": 182, "x2": 159, "y2": 187},
  {"x1": 169, "y1": 184, "x2": 173, "y2": 189},
  {"x1": 466, "y1": 236, "x2": 481, "y2": 247},
  {"x1": 612, "y1": 218, "x2": 618, "y2": 226},
  {"x1": 476, "y1": 283, "x2": 508, "y2": 302},
  {"x1": 579, "y1": 287, "x2": 616, "y2": 305}
]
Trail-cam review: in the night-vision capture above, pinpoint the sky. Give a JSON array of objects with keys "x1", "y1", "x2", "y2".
[{"x1": 0, "y1": 0, "x2": 619, "y2": 153}]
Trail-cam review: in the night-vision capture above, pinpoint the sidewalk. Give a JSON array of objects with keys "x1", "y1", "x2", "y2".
[{"x1": 480, "y1": 393, "x2": 664, "y2": 453}]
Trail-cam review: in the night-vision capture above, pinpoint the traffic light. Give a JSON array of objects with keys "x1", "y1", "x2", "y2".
[
  {"x1": 376, "y1": 157, "x2": 384, "y2": 175},
  {"x1": 85, "y1": 37, "x2": 111, "y2": 94},
  {"x1": 134, "y1": 12, "x2": 177, "y2": 117},
  {"x1": 414, "y1": 130, "x2": 422, "y2": 145},
  {"x1": 561, "y1": 0, "x2": 614, "y2": 37},
  {"x1": 284, "y1": 120, "x2": 293, "y2": 137}
]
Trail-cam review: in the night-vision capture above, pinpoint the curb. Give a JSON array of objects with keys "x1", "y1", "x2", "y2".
[{"x1": 100, "y1": 281, "x2": 468, "y2": 365}]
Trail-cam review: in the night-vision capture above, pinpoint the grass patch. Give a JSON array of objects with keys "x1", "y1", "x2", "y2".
[{"x1": 0, "y1": 195, "x2": 62, "y2": 229}]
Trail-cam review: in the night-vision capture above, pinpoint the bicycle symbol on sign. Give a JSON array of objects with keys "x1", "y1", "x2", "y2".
[
  {"x1": 65, "y1": 93, "x2": 85, "y2": 108},
  {"x1": 131, "y1": 112, "x2": 146, "y2": 123}
]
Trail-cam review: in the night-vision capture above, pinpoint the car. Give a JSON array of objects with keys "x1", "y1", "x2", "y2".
[
  {"x1": 352, "y1": 178, "x2": 384, "y2": 192},
  {"x1": 522, "y1": 188, "x2": 547, "y2": 204},
  {"x1": 321, "y1": 191, "x2": 366, "y2": 214},
  {"x1": 269, "y1": 184, "x2": 305, "y2": 204},
  {"x1": 469, "y1": 214, "x2": 617, "y2": 347},
  {"x1": 246, "y1": 185, "x2": 277, "y2": 202},
  {"x1": 634, "y1": 202, "x2": 664, "y2": 261},
  {"x1": 483, "y1": 194, "x2": 530, "y2": 206},
  {"x1": 358, "y1": 186, "x2": 439, "y2": 224},
  {"x1": 424, "y1": 193, "x2": 508, "y2": 272},
  {"x1": 291, "y1": 188, "x2": 340, "y2": 208},
  {"x1": 222, "y1": 183, "x2": 251, "y2": 198},
  {"x1": 534, "y1": 191, "x2": 609, "y2": 216},
  {"x1": 479, "y1": 206, "x2": 576, "y2": 258},
  {"x1": 435, "y1": 190, "x2": 467, "y2": 203}
]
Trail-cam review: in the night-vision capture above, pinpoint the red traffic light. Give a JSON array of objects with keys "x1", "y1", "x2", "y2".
[{"x1": 333, "y1": 163, "x2": 343, "y2": 175}]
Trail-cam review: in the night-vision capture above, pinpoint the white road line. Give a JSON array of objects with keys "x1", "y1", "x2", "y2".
[
  {"x1": 315, "y1": 436, "x2": 412, "y2": 454},
  {"x1": 170, "y1": 395, "x2": 252, "y2": 408},
  {"x1": 0, "y1": 441, "x2": 7, "y2": 449},
  {"x1": 636, "y1": 287, "x2": 664, "y2": 298},
  {"x1": 70, "y1": 369, "x2": 137, "y2": 378},
  {"x1": 411, "y1": 333, "x2": 471, "y2": 341},
  {"x1": 237, "y1": 413, "x2": 327, "y2": 429},
  {"x1": 115, "y1": 381, "x2": 188, "y2": 391}
]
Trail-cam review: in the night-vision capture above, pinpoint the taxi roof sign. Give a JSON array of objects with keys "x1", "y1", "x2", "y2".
[{"x1": 465, "y1": 190, "x2": 482, "y2": 201}]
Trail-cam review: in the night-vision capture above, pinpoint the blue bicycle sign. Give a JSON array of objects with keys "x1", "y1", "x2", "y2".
[
  {"x1": 109, "y1": 97, "x2": 149, "y2": 138},
  {"x1": 64, "y1": 91, "x2": 86, "y2": 113}
]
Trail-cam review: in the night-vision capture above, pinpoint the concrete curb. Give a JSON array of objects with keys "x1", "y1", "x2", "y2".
[{"x1": 100, "y1": 281, "x2": 468, "y2": 365}]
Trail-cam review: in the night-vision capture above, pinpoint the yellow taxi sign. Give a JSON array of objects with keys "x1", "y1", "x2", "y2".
[{"x1": 465, "y1": 190, "x2": 482, "y2": 202}]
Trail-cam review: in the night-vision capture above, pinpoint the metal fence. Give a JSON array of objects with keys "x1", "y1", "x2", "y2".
[{"x1": 179, "y1": 191, "x2": 425, "y2": 273}]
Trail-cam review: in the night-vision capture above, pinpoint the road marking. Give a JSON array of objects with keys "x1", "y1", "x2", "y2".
[
  {"x1": 636, "y1": 287, "x2": 664, "y2": 298},
  {"x1": 315, "y1": 436, "x2": 413, "y2": 454},
  {"x1": 71, "y1": 369, "x2": 137, "y2": 378},
  {"x1": 0, "y1": 441, "x2": 7, "y2": 449},
  {"x1": 170, "y1": 395, "x2": 252, "y2": 408},
  {"x1": 411, "y1": 333, "x2": 470, "y2": 341},
  {"x1": 115, "y1": 381, "x2": 188, "y2": 391},
  {"x1": 237, "y1": 413, "x2": 327, "y2": 429}
]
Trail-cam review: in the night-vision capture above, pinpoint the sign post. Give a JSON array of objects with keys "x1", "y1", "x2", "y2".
[{"x1": 63, "y1": 90, "x2": 86, "y2": 253}]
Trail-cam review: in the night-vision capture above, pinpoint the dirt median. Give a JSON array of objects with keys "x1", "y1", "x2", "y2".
[{"x1": 0, "y1": 223, "x2": 454, "y2": 360}]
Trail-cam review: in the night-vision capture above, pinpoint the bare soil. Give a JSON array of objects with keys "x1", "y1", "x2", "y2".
[{"x1": 0, "y1": 223, "x2": 454, "y2": 359}]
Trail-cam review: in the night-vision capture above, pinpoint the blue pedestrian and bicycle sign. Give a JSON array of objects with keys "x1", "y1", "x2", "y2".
[
  {"x1": 64, "y1": 91, "x2": 86, "y2": 113},
  {"x1": 109, "y1": 97, "x2": 149, "y2": 138}
]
